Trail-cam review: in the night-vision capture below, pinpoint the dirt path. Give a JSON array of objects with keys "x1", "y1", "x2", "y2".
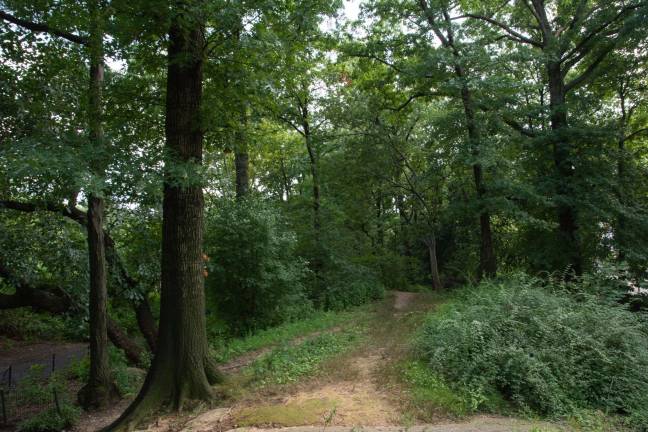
[
  {"x1": 174, "y1": 292, "x2": 566, "y2": 432},
  {"x1": 218, "y1": 327, "x2": 343, "y2": 375},
  {"x1": 227, "y1": 292, "x2": 419, "y2": 426},
  {"x1": 392, "y1": 291, "x2": 418, "y2": 311}
]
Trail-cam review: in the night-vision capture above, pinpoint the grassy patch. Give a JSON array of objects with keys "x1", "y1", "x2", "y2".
[
  {"x1": 212, "y1": 305, "x2": 371, "y2": 363},
  {"x1": 236, "y1": 398, "x2": 337, "y2": 427},
  {"x1": 248, "y1": 326, "x2": 365, "y2": 386}
]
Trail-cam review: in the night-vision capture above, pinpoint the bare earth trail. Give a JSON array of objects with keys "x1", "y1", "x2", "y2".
[{"x1": 169, "y1": 291, "x2": 563, "y2": 432}]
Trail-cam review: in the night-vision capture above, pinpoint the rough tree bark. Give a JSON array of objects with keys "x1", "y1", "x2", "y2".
[
  {"x1": 105, "y1": 3, "x2": 221, "y2": 429},
  {"x1": 78, "y1": 0, "x2": 117, "y2": 409}
]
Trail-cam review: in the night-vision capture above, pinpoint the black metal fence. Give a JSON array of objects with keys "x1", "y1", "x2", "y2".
[{"x1": 0, "y1": 353, "x2": 78, "y2": 429}]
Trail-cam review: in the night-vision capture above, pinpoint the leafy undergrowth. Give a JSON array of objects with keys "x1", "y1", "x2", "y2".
[
  {"x1": 17, "y1": 405, "x2": 81, "y2": 432},
  {"x1": 413, "y1": 273, "x2": 648, "y2": 431},
  {"x1": 212, "y1": 305, "x2": 371, "y2": 363},
  {"x1": 401, "y1": 360, "x2": 507, "y2": 419}
]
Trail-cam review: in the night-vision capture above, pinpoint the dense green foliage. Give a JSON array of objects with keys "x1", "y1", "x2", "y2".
[
  {"x1": 416, "y1": 274, "x2": 648, "y2": 429},
  {"x1": 204, "y1": 199, "x2": 312, "y2": 334},
  {"x1": 11, "y1": 367, "x2": 81, "y2": 432},
  {"x1": 17, "y1": 405, "x2": 81, "y2": 432}
]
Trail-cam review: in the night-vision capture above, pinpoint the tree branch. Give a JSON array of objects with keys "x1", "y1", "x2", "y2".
[
  {"x1": 0, "y1": 10, "x2": 87, "y2": 45},
  {"x1": 560, "y1": 3, "x2": 641, "y2": 65},
  {"x1": 457, "y1": 13, "x2": 542, "y2": 47},
  {"x1": 625, "y1": 128, "x2": 648, "y2": 142},
  {"x1": 564, "y1": 42, "x2": 617, "y2": 93}
]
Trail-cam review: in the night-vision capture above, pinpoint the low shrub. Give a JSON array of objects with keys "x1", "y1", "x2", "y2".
[
  {"x1": 14, "y1": 366, "x2": 80, "y2": 432},
  {"x1": 415, "y1": 273, "x2": 648, "y2": 429},
  {"x1": 17, "y1": 404, "x2": 81, "y2": 432},
  {"x1": 0, "y1": 308, "x2": 77, "y2": 341}
]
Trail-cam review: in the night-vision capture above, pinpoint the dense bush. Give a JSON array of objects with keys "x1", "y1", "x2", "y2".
[
  {"x1": 416, "y1": 273, "x2": 648, "y2": 429},
  {"x1": 204, "y1": 199, "x2": 312, "y2": 334},
  {"x1": 320, "y1": 257, "x2": 385, "y2": 310},
  {"x1": 17, "y1": 405, "x2": 80, "y2": 432}
]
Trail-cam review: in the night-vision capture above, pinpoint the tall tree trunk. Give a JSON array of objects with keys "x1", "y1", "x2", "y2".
[
  {"x1": 616, "y1": 135, "x2": 627, "y2": 262},
  {"x1": 234, "y1": 107, "x2": 249, "y2": 199},
  {"x1": 305, "y1": 130, "x2": 320, "y2": 237},
  {"x1": 78, "y1": 0, "x2": 116, "y2": 409},
  {"x1": 134, "y1": 299, "x2": 157, "y2": 352},
  {"x1": 375, "y1": 191, "x2": 384, "y2": 248},
  {"x1": 616, "y1": 87, "x2": 628, "y2": 262},
  {"x1": 106, "y1": 4, "x2": 220, "y2": 429},
  {"x1": 460, "y1": 84, "x2": 497, "y2": 279},
  {"x1": 279, "y1": 156, "x2": 291, "y2": 201},
  {"x1": 396, "y1": 193, "x2": 412, "y2": 257},
  {"x1": 417, "y1": 2, "x2": 497, "y2": 279},
  {"x1": 424, "y1": 234, "x2": 442, "y2": 290},
  {"x1": 304, "y1": 125, "x2": 323, "y2": 282},
  {"x1": 547, "y1": 61, "x2": 582, "y2": 275}
]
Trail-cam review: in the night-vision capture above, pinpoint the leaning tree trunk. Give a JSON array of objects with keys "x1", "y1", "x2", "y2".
[
  {"x1": 423, "y1": 234, "x2": 443, "y2": 290},
  {"x1": 78, "y1": 0, "x2": 117, "y2": 409},
  {"x1": 548, "y1": 61, "x2": 582, "y2": 275},
  {"x1": 105, "y1": 4, "x2": 220, "y2": 429}
]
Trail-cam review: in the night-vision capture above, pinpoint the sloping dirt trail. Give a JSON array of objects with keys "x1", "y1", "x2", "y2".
[{"x1": 177, "y1": 291, "x2": 563, "y2": 432}]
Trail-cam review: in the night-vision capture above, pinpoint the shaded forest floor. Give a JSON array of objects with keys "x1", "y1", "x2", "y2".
[{"x1": 86, "y1": 291, "x2": 567, "y2": 432}]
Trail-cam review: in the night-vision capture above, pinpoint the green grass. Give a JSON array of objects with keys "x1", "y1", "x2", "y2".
[
  {"x1": 212, "y1": 305, "x2": 371, "y2": 363},
  {"x1": 247, "y1": 325, "x2": 366, "y2": 386},
  {"x1": 236, "y1": 398, "x2": 337, "y2": 427}
]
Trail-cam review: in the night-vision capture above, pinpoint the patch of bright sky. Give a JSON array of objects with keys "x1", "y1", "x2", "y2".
[{"x1": 344, "y1": 0, "x2": 362, "y2": 22}]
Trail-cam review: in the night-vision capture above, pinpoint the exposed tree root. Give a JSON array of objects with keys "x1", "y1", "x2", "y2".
[{"x1": 103, "y1": 355, "x2": 220, "y2": 431}]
